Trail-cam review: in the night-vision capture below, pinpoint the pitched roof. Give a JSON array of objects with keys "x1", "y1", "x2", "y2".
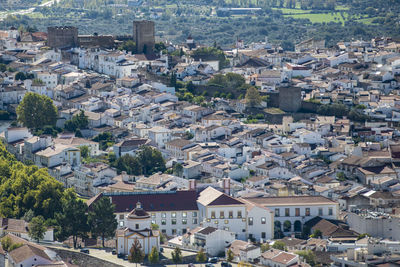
[
  {"x1": 244, "y1": 196, "x2": 337, "y2": 206},
  {"x1": 91, "y1": 191, "x2": 199, "y2": 213},
  {"x1": 271, "y1": 252, "x2": 298, "y2": 265},
  {"x1": 9, "y1": 244, "x2": 51, "y2": 264},
  {"x1": 197, "y1": 226, "x2": 218, "y2": 235},
  {"x1": 197, "y1": 187, "x2": 244, "y2": 206}
]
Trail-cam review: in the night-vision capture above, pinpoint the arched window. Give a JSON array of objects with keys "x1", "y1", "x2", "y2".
[
  {"x1": 283, "y1": 220, "x2": 291, "y2": 232},
  {"x1": 294, "y1": 220, "x2": 302, "y2": 232}
]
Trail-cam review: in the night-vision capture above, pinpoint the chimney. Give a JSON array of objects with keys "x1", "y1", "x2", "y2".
[
  {"x1": 223, "y1": 178, "x2": 230, "y2": 195},
  {"x1": 189, "y1": 179, "x2": 197, "y2": 191}
]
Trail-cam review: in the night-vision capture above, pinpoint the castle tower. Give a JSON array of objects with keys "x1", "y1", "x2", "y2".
[{"x1": 133, "y1": 20, "x2": 155, "y2": 54}]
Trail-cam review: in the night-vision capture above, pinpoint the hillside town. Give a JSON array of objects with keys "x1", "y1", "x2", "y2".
[{"x1": 2, "y1": 20, "x2": 400, "y2": 267}]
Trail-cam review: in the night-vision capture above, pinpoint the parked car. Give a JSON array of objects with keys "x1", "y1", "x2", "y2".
[
  {"x1": 188, "y1": 263, "x2": 195, "y2": 267},
  {"x1": 208, "y1": 257, "x2": 218, "y2": 263},
  {"x1": 80, "y1": 248, "x2": 89, "y2": 254},
  {"x1": 112, "y1": 249, "x2": 117, "y2": 255},
  {"x1": 205, "y1": 264, "x2": 214, "y2": 267},
  {"x1": 117, "y1": 253, "x2": 124, "y2": 258},
  {"x1": 221, "y1": 261, "x2": 232, "y2": 267},
  {"x1": 124, "y1": 254, "x2": 129, "y2": 261}
]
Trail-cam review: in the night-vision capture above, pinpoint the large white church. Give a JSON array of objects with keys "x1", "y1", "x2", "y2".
[{"x1": 116, "y1": 202, "x2": 160, "y2": 255}]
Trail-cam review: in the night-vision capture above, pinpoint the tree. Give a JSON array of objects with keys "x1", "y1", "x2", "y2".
[
  {"x1": 23, "y1": 209, "x2": 35, "y2": 222},
  {"x1": 310, "y1": 229, "x2": 322, "y2": 238},
  {"x1": 128, "y1": 238, "x2": 144, "y2": 267},
  {"x1": 173, "y1": 163, "x2": 183, "y2": 177},
  {"x1": 80, "y1": 146, "x2": 90, "y2": 160},
  {"x1": 88, "y1": 196, "x2": 118, "y2": 247},
  {"x1": 1, "y1": 236, "x2": 23, "y2": 252},
  {"x1": 171, "y1": 246, "x2": 183, "y2": 266},
  {"x1": 92, "y1": 132, "x2": 115, "y2": 151},
  {"x1": 245, "y1": 87, "x2": 262, "y2": 107},
  {"x1": 148, "y1": 246, "x2": 160, "y2": 264},
  {"x1": 226, "y1": 248, "x2": 234, "y2": 262},
  {"x1": 113, "y1": 154, "x2": 142, "y2": 175},
  {"x1": 29, "y1": 215, "x2": 47, "y2": 243},
  {"x1": 15, "y1": 72, "x2": 26, "y2": 81},
  {"x1": 272, "y1": 241, "x2": 286, "y2": 251},
  {"x1": 64, "y1": 110, "x2": 88, "y2": 132},
  {"x1": 137, "y1": 146, "x2": 166, "y2": 176},
  {"x1": 119, "y1": 40, "x2": 136, "y2": 54},
  {"x1": 196, "y1": 248, "x2": 207, "y2": 263},
  {"x1": 170, "y1": 72, "x2": 177, "y2": 88},
  {"x1": 16, "y1": 92, "x2": 58, "y2": 129},
  {"x1": 261, "y1": 243, "x2": 270, "y2": 252},
  {"x1": 55, "y1": 189, "x2": 89, "y2": 249},
  {"x1": 296, "y1": 250, "x2": 316, "y2": 266}
]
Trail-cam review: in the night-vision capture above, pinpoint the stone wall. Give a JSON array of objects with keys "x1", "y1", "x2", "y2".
[{"x1": 50, "y1": 248, "x2": 123, "y2": 267}]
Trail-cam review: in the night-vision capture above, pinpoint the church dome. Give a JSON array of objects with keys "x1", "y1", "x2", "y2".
[{"x1": 127, "y1": 202, "x2": 150, "y2": 219}]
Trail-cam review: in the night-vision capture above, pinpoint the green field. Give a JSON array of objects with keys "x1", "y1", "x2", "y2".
[
  {"x1": 284, "y1": 12, "x2": 347, "y2": 24},
  {"x1": 272, "y1": 7, "x2": 311, "y2": 14}
]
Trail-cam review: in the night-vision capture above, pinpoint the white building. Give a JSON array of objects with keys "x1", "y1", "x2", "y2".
[
  {"x1": 116, "y1": 202, "x2": 160, "y2": 256},
  {"x1": 244, "y1": 196, "x2": 339, "y2": 234}
]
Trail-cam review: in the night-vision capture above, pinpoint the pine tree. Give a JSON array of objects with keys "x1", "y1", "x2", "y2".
[
  {"x1": 128, "y1": 239, "x2": 144, "y2": 267},
  {"x1": 148, "y1": 246, "x2": 159, "y2": 264},
  {"x1": 88, "y1": 196, "x2": 118, "y2": 247}
]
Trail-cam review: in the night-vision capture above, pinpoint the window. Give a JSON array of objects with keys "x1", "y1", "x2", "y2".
[
  {"x1": 151, "y1": 213, "x2": 156, "y2": 218},
  {"x1": 207, "y1": 219, "x2": 211, "y2": 222},
  {"x1": 172, "y1": 219, "x2": 177, "y2": 225},
  {"x1": 182, "y1": 219, "x2": 187, "y2": 225},
  {"x1": 119, "y1": 214, "x2": 124, "y2": 220},
  {"x1": 135, "y1": 224, "x2": 139, "y2": 229},
  {"x1": 305, "y1": 208, "x2": 310, "y2": 216},
  {"x1": 193, "y1": 212, "x2": 197, "y2": 217},
  {"x1": 237, "y1": 211, "x2": 242, "y2": 218},
  {"x1": 329, "y1": 207, "x2": 333, "y2": 216},
  {"x1": 182, "y1": 212, "x2": 187, "y2": 218},
  {"x1": 162, "y1": 229, "x2": 166, "y2": 233},
  {"x1": 211, "y1": 211, "x2": 216, "y2": 219},
  {"x1": 285, "y1": 208, "x2": 290, "y2": 217},
  {"x1": 295, "y1": 208, "x2": 300, "y2": 216},
  {"x1": 119, "y1": 221, "x2": 124, "y2": 227},
  {"x1": 261, "y1": 217, "x2": 266, "y2": 224},
  {"x1": 262, "y1": 232, "x2": 266, "y2": 238},
  {"x1": 318, "y1": 208, "x2": 323, "y2": 216},
  {"x1": 248, "y1": 217, "x2": 253, "y2": 225},
  {"x1": 275, "y1": 208, "x2": 280, "y2": 217},
  {"x1": 183, "y1": 229, "x2": 187, "y2": 234},
  {"x1": 224, "y1": 227, "x2": 229, "y2": 231},
  {"x1": 172, "y1": 229, "x2": 176, "y2": 235},
  {"x1": 162, "y1": 213, "x2": 166, "y2": 218},
  {"x1": 151, "y1": 220, "x2": 155, "y2": 224},
  {"x1": 229, "y1": 211, "x2": 233, "y2": 218},
  {"x1": 220, "y1": 211, "x2": 224, "y2": 218},
  {"x1": 214, "y1": 220, "x2": 219, "y2": 224},
  {"x1": 161, "y1": 219, "x2": 166, "y2": 225},
  {"x1": 193, "y1": 218, "x2": 198, "y2": 224},
  {"x1": 224, "y1": 220, "x2": 229, "y2": 224},
  {"x1": 172, "y1": 212, "x2": 177, "y2": 218}
]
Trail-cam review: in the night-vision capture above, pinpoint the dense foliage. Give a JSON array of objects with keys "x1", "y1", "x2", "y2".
[
  {"x1": 88, "y1": 196, "x2": 118, "y2": 247},
  {"x1": 16, "y1": 92, "x2": 58, "y2": 130},
  {"x1": 0, "y1": 142, "x2": 65, "y2": 219},
  {"x1": 2, "y1": 0, "x2": 400, "y2": 49},
  {"x1": 111, "y1": 146, "x2": 166, "y2": 176},
  {"x1": 64, "y1": 110, "x2": 89, "y2": 132}
]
